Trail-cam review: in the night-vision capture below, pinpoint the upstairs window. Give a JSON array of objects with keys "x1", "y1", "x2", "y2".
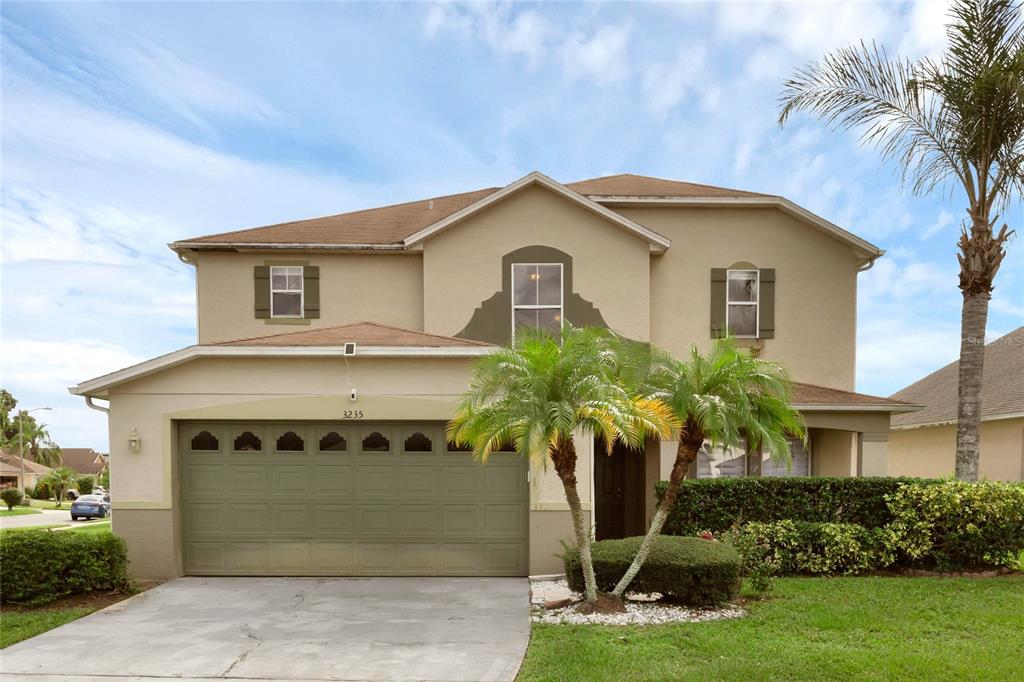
[
  {"x1": 270, "y1": 266, "x2": 303, "y2": 318},
  {"x1": 512, "y1": 263, "x2": 562, "y2": 337},
  {"x1": 726, "y1": 270, "x2": 758, "y2": 338}
]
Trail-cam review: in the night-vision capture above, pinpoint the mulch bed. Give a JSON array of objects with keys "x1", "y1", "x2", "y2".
[{"x1": 1, "y1": 580, "x2": 162, "y2": 613}]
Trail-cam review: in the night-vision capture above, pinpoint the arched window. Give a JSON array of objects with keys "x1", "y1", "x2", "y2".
[
  {"x1": 361, "y1": 432, "x2": 390, "y2": 452},
  {"x1": 446, "y1": 440, "x2": 472, "y2": 453},
  {"x1": 191, "y1": 431, "x2": 219, "y2": 451},
  {"x1": 404, "y1": 432, "x2": 432, "y2": 453},
  {"x1": 319, "y1": 432, "x2": 347, "y2": 452},
  {"x1": 276, "y1": 431, "x2": 304, "y2": 452},
  {"x1": 233, "y1": 431, "x2": 261, "y2": 452}
]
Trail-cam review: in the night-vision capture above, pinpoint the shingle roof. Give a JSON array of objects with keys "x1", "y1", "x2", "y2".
[
  {"x1": 173, "y1": 173, "x2": 768, "y2": 248},
  {"x1": 891, "y1": 326, "x2": 1024, "y2": 428},
  {"x1": 214, "y1": 322, "x2": 495, "y2": 348},
  {"x1": 60, "y1": 448, "x2": 106, "y2": 475},
  {"x1": 0, "y1": 448, "x2": 55, "y2": 475},
  {"x1": 565, "y1": 173, "x2": 769, "y2": 198},
  {"x1": 791, "y1": 382, "x2": 918, "y2": 410}
]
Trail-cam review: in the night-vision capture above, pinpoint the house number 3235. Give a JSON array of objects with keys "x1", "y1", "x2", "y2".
[{"x1": 342, "y1": 410, "x2": 364, "y2": 419}]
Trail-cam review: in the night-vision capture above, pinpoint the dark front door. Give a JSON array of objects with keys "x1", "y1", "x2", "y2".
[{"x1": 594, "y1": 438, "x2": 645, "y2": 541}]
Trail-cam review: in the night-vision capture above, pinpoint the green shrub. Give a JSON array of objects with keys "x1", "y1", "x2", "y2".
[
  {"x1": 29, "y1": 482, "x2": 50, "y2": 500},
  {"x1": 563, "y1": 536, "x2": 741, "y2": 606},
  {"x1": 0, "y1": 531, "x2": 130, "y2": 605},
  {"x1": 733, "y1": 520, "x2": 891, "y2": 575},
  {"x1": 657, "y1": 477, "x2": 932, "y2": 535},
  {"x1": 718, "y1": 527, "x2": 779, "y2": 594},
  {"x1": 885, "y1": 480, "x2": 1024, "y2": 570},
  {"x1": 1, "y1": 488, "x2": 24, "y2": 510},
  {"x1": 76, "y1": 475, "x2": 95, "y2": 495}
]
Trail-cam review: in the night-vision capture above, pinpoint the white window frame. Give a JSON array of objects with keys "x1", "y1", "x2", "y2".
[
  {"x1": 270, "y1": 265, "x2": 304, "y2": 319},
  {"x1": 511, "y1": 263, "x2": 563, "y2": 340},
  {"x1": 726, "y1": 269, "x2": 759, "y2": 339}
]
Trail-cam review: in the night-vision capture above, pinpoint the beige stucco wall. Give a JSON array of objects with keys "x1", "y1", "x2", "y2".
[
  {"x1": 422, "y1": 184, "x2": 652, "y2": 340},
  {"x1": 616, "y1": 206, "x2": 860, "y2": 389},
  {"x1": 889, "y1": 418, "x2": 1024, "y2": 481},
  {"x1": 193, "y1": 252, "x2": 424, "y2": 344},
  {"x1": 105, "y1": 355, "x2": 593, "y2": 578},
  {"x1": 811, "y1": 429, "x2": 857, "y2": 476}
]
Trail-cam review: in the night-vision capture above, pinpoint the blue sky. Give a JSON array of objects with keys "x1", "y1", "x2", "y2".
[{"x1": 2, "y1": 1, "x2": 1021, "y2": 451}]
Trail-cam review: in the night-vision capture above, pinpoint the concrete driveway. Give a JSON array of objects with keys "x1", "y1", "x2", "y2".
[
  {"x1": 2, "y1": 577, "x2": 531, "y2": 682},
  {"x1": 0, "y1": 508, "x2": 72, "y2": 530}
]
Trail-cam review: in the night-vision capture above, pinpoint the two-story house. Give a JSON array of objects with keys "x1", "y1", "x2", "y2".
[{"x1": 71, "y1": 172, "x2": 916, "y2": 579}]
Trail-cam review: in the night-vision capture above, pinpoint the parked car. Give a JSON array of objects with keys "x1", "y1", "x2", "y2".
[{"x1": 70, "y1": 494, "x2": 111, "y2": 520}]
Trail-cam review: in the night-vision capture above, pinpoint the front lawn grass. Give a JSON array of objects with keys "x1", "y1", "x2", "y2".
[
  {"x1": 28, "y1": 499, "x2": 66, "y2": 510},
  {"x1": 0, "y1": 508, "x2": 41, "y2": 516},
  {"x1": 518, "y1": 576, "x2": 1024, "y2": 682},
  {"x1": 0, "y1": 608, "x2": 99, "y2": 648},
  {"x1": 64, "y1": 520, "x2": 112, "y2": 534}
]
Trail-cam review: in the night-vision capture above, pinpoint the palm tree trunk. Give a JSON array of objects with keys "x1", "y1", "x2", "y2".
[
  {"x1": 611, "y1": 434, "x2": 702, "y2": 597},
  {"x1": 954, "y1": 217, "x2": 1011, "y2": 481},
  {"x1": 550, "y1": 437, "x2": 598, "y2": 603},
  {"x1": 955, "y1": 290, "x2": 988, "y2": 481}
]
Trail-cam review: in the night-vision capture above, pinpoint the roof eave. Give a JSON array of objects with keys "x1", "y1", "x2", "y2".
[
  {"x1": 70, "y1": 344, "x2": 494, "y2": 397},
  {"x1": 402, "y1": 171, "x2": 671, "y2": 252},
  {"x1": 793, "y1": 403, "x2": 922, "y2": 413},
  {"x1": 169, "y1": 241, "x2": 408, "y2": 253},
  {"x1": 589, "y1": 195, "x2": 883, "y2": 258}
]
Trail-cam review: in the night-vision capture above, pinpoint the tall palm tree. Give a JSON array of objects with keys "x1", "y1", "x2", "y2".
[
  {"x1": 778, "y1": 0, "x2": 1023, "y2": 480},
  {"x1": 17, "y1": 418, "x2": 62, "y2": 468},
  {"x1": 610, "y1": 339, "x2": 804, "y2": 597},
  {"x1": 42, "y1": 467, "x2": 78, "y2": 507},
  {"x1": 448, "y1": 326, "x2": 676, "y2": 605}
]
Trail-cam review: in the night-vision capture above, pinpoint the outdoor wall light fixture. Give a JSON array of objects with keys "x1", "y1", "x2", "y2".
[{"x1": 129, "y1": 428, "x2": 141, "y2": 453}]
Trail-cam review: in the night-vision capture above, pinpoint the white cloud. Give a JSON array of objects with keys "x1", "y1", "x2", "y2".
[
  {"x1": 562, "y1": 25, "x2": 632, "y2": 86},
  {"x1": 423, "y1": 3, "x2": 552, "y2": 65},
  {"x1": 922, "y1": 209, "x2": 956, "y2": 240},
  {"x1": 642, "y1": 42, "x2": 708, "y2": 118}
]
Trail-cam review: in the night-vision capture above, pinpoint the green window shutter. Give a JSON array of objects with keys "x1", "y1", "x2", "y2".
[
  {"x1": 710, "y1": 268, "x2": 727, "y2": 338},
  {"x1": 254, "y1": 266, "x2": 270, "y2": 319},
  {"x1": 759, "y1": 268, "x2": 775, "y2": 339},
  {"x1": 304, "y1": 266, "x2": 320, "y2": 319}
]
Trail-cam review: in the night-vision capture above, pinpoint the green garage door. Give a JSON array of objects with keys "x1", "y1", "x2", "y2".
[{"x1": 179, "y1": 421, "x2": 529, "y2": 576}]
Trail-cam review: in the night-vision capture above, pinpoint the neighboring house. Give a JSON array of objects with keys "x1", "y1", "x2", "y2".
[
  {"x1": 0, "y1": 447, "x2": 54, "y2": 490},
  {"x1": 889, "y1": 326, "x2": 1024, "y2": 481},
  {"x1": 70, "y1": 171, "x2": 915, "y2": 579},
  {"x1": 60, "y1": 447, "x2": 108, "y2": 477}
]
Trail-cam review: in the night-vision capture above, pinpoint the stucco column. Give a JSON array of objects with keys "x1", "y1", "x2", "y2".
[{"x1": 858, "y1": 431, "x2": 889, "y2": 477}]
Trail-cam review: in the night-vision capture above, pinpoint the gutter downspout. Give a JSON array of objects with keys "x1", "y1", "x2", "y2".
[
  {"x1": 84, "y1": 396, "x2": 110, "y2": 414},
  {"x1": 857, "y1": 253, "x2": 883, "y2": 272}
]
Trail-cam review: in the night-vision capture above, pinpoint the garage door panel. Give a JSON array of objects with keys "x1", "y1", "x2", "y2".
[
  {"x1": 183, "y1": 462, "x2": 224, "y2": 493},
  {"x1": 271, "y1": 465, "x2": 310, "y2": 494},
  {"x1": 313, "y1": 465, "x2": 355, "y2": 495},
  {"x1": 269, "y1": 543, "x2": 310, "y2": 573},
  {"x1": 399, "y1": 504, "x2": 440, "y2": 535},
  {"x1": 226, "y1": 503, "x2": 269, "y2": 533},
  {"x1": 358, "y1": 465, "x2": 396, "y2": 494},
  {"x1": 314, "y1": 504, "x2": 355, "y2": 533},
  {"x1": 443, "y1": 504, "x2": 482, "y2": 534},
  {"x1": 181, "y1": 421, "x2": 527, "y2": 577},
  {"x1": 228, "y1": 542, "x2": 269, "y2": 572},
  {"x1": 273, "y1": 504, "x2": 311, "y2": 534},
  {"x1": 359, "y1": 504, "x2": 396, "y2": 534},
  {"x1": 230, "y1": 465, "x2": 269, "y2": 495}
]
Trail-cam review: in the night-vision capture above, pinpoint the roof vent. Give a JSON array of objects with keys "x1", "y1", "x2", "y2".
[{"x1": 343, "y1": 342, "x2": 357, "y2": 356}]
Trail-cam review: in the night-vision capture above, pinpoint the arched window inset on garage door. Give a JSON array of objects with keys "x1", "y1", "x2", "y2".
[
  {"x1": 191, "y1": 430, "x2": 219, "y2": 451},
  {"x1": 276, "y1": 431, "x2": 305, "y2": 452},
  {"x1": 362, "y1": 431, "x2": 390, "y2": 452}
]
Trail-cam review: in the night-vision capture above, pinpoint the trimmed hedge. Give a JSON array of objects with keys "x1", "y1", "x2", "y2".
[
  {"x1": 563, "y1": 536, "x2": 741, "y2": 606},
  {"x1": 657, "y1": 477, "x2": 932, "y2": 535},
  {"x1": 729, "y1": 520, "x2": 891, "y2": 576},
  {"x1": 885, "y1": 480, "x2": 1024, "y2": 570},
  {"x1": 0, "y1": 530, "x2": 130, "y2": 605}
]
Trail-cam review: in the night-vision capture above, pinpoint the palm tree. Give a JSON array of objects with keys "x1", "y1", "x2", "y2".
[
  {"x1": 42, "y1": 467, "x2": 78, "y2": 507},
  {"x1": 778, "y1": 0, "x2": 1023, "y2": 480},
  {"x1": 610, "y1": 339, "x2": 805, "y2": 597},
  {"x1": 17, "y1": 417, "x2": 62, "y2": 468},
  {"x1": 448, "y1": 326, "x2": 676, "y2": 605}
]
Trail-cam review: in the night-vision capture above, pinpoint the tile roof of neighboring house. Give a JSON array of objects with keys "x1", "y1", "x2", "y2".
[
  {"x1": 214, "y1": 322, "x2": 495, "y2": 348},
  {"x1": 791, "y1": 382, "x2": 919, "y2": 411},
  {"x1": 0, "y1": 448, "x2": 55, "y2": 475},
  {"x1": 173, "y1": 173, "x2": 771, "y2": 248},
  {"x1": 891, "y1": 326, "x2": 1024, "y2": 428},
  {"x1": 59, "y1": 448, "x2": 106, "y2": 475}
]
